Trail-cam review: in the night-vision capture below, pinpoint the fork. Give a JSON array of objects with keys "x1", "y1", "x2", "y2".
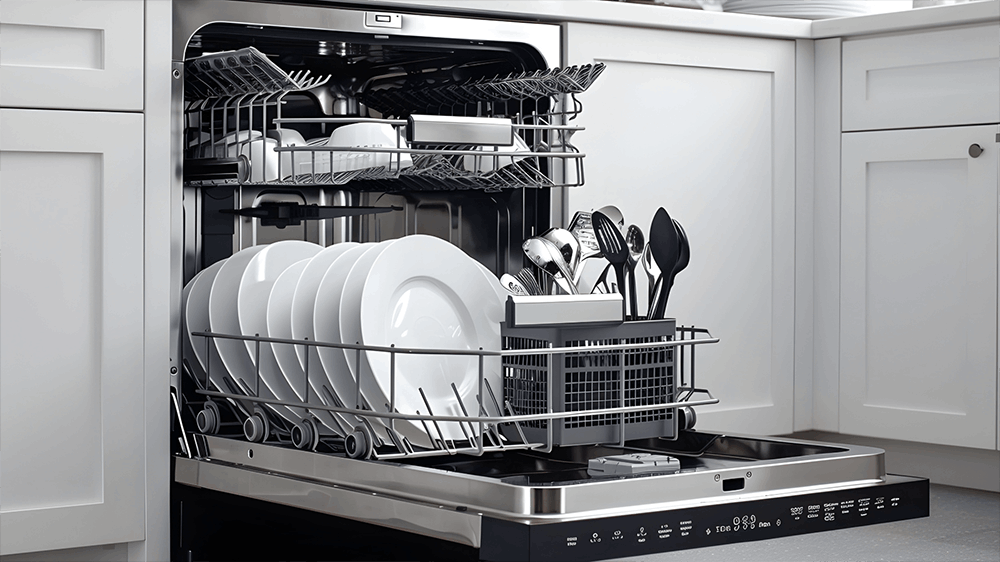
[{"x1": 515, "y1": 268, "x2": 544, "y2": 296}]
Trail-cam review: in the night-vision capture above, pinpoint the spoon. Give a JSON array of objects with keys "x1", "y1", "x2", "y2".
[
  {"x1": 647, "y1": 208, "x2": 681, "y2": 320},
  {"x1": 541, "y1": 227, "x2": 581, "y2": 282},
  {"x1": 500, "y1": 273, "x2": 530, "y2": 296},
  {"x1": 648, "y1": 220, "x2": 689, "y2": 319},
  {"x1": 592, "y1": 211, "x2": 633, "y2": 319},
  {"x1": 522, "y1": 237, "x2": 580, "y2": 295}
]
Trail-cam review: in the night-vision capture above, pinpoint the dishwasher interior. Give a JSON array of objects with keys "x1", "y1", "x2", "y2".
[{"x1": 169, "y1": 3, "x2": 929, "y2": 561}]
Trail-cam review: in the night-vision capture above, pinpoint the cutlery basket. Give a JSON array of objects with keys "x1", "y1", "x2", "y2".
[{"x1": 501, "y1": 318, "x2": 676, "y2": 447}]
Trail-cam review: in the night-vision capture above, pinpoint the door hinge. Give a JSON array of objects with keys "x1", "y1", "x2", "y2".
[{"x1": 995, "y1": 132, "x2": 999, "y2": 143}]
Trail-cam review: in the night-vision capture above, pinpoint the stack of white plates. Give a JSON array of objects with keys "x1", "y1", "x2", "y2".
[
  {"x1": 723, "y1": 0, "x2": 873, "y2": 18},
  {"x1": 181, "y1": 235, "x2": 506, "y2": 450}
]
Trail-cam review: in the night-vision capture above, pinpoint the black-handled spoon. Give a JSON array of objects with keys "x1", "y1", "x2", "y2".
[
  {"x1": 647, "y1": 208, "x2": 680, "y2": 320},
  {"x1": 651, "y1": 219, "x2": 690, "y2": 319}
]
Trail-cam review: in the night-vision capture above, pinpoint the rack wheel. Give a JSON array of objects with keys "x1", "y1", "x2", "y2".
[
  {"x1": 243, "y1": 408, "x2": 270, "y2": 443},
  {"x1": 345, "y1": 425, "x2": 373, "y2": 459},
  {"x1": 196, "y1": 401, "x2": 221, "y2": 434},
  {"x1": 291, "y1": 418, "x2": 319, "y2": 451},
  {"x1": 679, "y1": 406, "x2": 697, "y2": 431}
]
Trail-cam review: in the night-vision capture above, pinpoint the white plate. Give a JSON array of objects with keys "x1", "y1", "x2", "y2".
[
  {"x1": 289, "y1": 242, "x2": 359, "y2": 371},
  {"x1": 262, "y1": 258, "x2": 341, "y2": 434},
  {"x1": 182, "y1": 261, "x2": 224, "y2": 382},
  {"x1": 237, "y1": 240, "x2": 323, "y2": 365},
  {"x1": 357, "y1": 235, "x2": 505, "y2": 446},
  {"x1": 208, "y1": 245, "x2": 271, "y2": 406},
  {"x1": 312, "y1": 243, "x2": 389, "y2": 440},
  {"x1": 186, "y1": 258, "x2": 260, "y2": 416},
  {"x1": 235, "y1": 241, "x2": 322, "y2": 425},
  {"x1": 279, "y1": 242, "x2": 359, "y2": 434}
]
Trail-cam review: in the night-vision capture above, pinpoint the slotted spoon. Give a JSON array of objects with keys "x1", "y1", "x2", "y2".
[{"x1": 592, "y1": 211, "x2": 634, "y2": 319}]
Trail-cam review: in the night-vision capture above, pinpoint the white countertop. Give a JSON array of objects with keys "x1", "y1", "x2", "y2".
[{"x1": 331, "y1": 0, "x2": 998, "y2": 39}]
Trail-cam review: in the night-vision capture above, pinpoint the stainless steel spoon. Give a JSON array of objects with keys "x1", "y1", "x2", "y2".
[
  {"x1": 640, "y1": 243, "x2": 660, "y2": 301},
  {"x1": 541, "y1": 227, "x2": 582, "y2": 282},
  {"x1": 500, "y1": 274, "x2": 530, "y2": 296},
  {"x1": 522, "y1": 237, "x2": 580, "y2": 295}
]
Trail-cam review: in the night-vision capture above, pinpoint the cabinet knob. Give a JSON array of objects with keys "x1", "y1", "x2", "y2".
[{"x1": 969, "y1": 144, "x2": 983, "y2": 158}]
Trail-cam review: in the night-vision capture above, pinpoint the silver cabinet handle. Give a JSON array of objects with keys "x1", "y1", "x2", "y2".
[{"x1": 969, "y1": 144, "x2": 983, "y2": 158}]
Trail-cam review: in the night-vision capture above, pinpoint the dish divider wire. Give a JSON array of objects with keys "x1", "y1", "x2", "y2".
[{"x1": 181, "y1": 323, "x2": 719, "y2": 461}]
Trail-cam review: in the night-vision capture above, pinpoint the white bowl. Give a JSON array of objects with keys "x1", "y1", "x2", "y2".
[
  {"x1": 463, "y1": 133, "x2": 530, "y2": 173},
  {"x1": 327, "y1": 123, "x2": 412, "y2": 172}
]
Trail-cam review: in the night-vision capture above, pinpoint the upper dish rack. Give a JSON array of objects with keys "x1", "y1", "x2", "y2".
[
  {"x1": 358, "y1": 63, "x2": 606, "y2": 118},
  {"x1": 182, "y1": 48, "x2": 601, "y2": 191}
]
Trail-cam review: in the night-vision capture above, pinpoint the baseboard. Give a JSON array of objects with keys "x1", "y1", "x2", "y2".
[
  {"x1": 0, "y1": 543, "x2": 127, "y2": 562},
  {"x1": 785, "y1": 431, "x2": 1000, "y2": 493}
]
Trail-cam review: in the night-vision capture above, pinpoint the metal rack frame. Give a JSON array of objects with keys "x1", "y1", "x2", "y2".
[{"x1": 178, "y1": 326, "x2": 719, "y2": 461}]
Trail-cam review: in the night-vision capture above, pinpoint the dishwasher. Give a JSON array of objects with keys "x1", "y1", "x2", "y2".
[{"x1": 168, "y1": 2, "x2": 929, "y2": 561}]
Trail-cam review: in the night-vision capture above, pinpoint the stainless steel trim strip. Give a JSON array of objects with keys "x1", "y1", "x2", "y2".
[{"x1": 175, "y1": 456, "x2": 483, "y2": 547}]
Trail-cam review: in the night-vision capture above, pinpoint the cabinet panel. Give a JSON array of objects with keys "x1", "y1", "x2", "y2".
[
  {"x1": 0, "y1": 109, "x2": 145, "y2": 555},
  {"x1": 842, "y1": 24, "x2": 1000, "y2": 131},
  {"x1": 566, "y1": 24, "x2": 796, "y2": 436},
  {"x1": 0, "y1": 1, "x2": 143, "y2": 111},
  {"x1": 840, "y1": 125, "x2": 997, "y2": 450}
]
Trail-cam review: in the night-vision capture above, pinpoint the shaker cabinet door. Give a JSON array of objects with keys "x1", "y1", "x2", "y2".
[
  {"x1": 566, "y1": 24, "x2": 797, "y2": 436},
  {"x1": 840, "y1": 125, "x2": 998, "y2": 450},
  {"x1": 0, "y1": 0, "x2": 144, "y2": 111},
  {"x1": 0, "y1": 109, "x2": 145, "y2": 555}
]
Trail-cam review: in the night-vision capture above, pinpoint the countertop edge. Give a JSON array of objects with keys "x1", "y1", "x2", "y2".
[{"x1": 811, "y1": 1, "x2": 1000, "y2": 39}]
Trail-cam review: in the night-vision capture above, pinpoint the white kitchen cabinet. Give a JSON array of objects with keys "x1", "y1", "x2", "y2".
[
  {"x1": 841, "y1": 24, "x2": 1000, "y2": 132},
  {"x1": 0, "y1": 109, "x2": 145, "y2": 555},
  {"x1": 839, "y1": 125, "x2": 998, "y2": 450},
  {"x1": 566, "y1": 23, "x2": 797, "y2": 436},
  {"x1": 0, "y1": 0, "x2": 144, "y2": 112}
]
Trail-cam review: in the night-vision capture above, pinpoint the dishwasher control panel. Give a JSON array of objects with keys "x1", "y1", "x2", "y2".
[{"x1": 480, "y1": 475, "x2": 929, "y2": 562}]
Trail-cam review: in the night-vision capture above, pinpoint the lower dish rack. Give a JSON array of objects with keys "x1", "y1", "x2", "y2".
[{"x1": 174, "y1": 321, "x2": 719, "y2": 461}]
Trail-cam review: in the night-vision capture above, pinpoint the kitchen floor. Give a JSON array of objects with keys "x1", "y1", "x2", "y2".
[{"x1": 626, "y1": 484, "x2": 999, "y2": 562}]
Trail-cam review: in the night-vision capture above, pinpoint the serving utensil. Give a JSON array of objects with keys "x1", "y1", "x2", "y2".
[
  {"x1": 650, "y1": 219, "x2": 691, "y2": 317},
  {"x1": 592, "y1": 211, "x2": 634, "y2": 318},
  {"x1": 647, "y1": 208, "x2": 681, "y2": 320},
  {"x1": 568, "y1": 211, "x2": 600, "y2": 262},
  {"x1": 640, "y1": 243, "x2": 660, "y2": 301},
  {"x1": 541, "y1": 227, "x2": 582, "y2": 282},
  {"x1": 596, "y1": 205, "x2": 625, "y2": 232},
  {"x1": 523, "y1": 237, "x2": 579, "y2": 295},
  {"x1": 671, "y1": 219, "x2": 690, "y2": 280}
]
